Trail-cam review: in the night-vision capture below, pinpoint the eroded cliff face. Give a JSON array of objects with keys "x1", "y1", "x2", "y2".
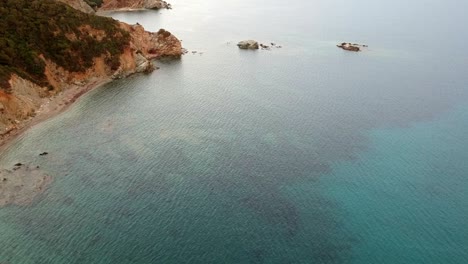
[
  {"x1": 99, "y1": 0, "x2": 171, "y2": 11},
  {"x1": 56, "y1": 0, "x2": 96, "y2": 13},
  {"x1": 0, "y1": 78, "x2": 44, "y2": 135},
  {"x1": 122, "y1": 24, "x2": 182, "y2": 59},
  {"x1": 0, "y1": 22, "x2": 182, "y2": 141}
]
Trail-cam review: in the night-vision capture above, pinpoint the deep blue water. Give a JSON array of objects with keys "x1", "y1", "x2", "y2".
[{"x1": 1, "y1": 0, "x2": 467, "y2": 263}]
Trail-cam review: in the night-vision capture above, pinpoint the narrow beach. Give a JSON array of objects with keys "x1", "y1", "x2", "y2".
[{"x1": 0, "y1": 78, "x2": 110, "y2": 152}]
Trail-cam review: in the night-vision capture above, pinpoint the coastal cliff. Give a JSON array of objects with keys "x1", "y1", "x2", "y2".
[
  {"x1": 0, "y1": 0, "x2": 181, "y2": 144},
  {"x1": 54, "y1": 0, "x2": 171, "y2": 13}
]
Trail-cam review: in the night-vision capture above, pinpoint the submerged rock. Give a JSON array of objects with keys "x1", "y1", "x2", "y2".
[
  {"x1": 0, "y1": 165, "x2": 52, "y2": 207},
  {"x1": 237, "y1": 40, "x2": 259, "y2": 50}
]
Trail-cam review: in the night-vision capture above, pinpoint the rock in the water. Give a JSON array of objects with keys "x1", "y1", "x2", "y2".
[
  {"x1": 260, "y1": 43, "x2": 270, "y2": 50},
  {"x1": 337, "y1": 42, "x2": 365, "y2": 52},
  {"x1": 237, "y1": 40, "x2": 259, "y2": 50}
]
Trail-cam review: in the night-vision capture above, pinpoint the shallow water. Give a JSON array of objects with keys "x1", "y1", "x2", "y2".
[{"x1": 1, "y1": 0, "x2": 468, "y2": 263}]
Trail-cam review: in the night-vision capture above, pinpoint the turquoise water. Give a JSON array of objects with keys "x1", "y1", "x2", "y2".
[
  {"x1": 1, "y1": 0, "x2": 468, "y2": 263},
  {"x1": 316, "y1": 105, "x2": 468, "y2": 263}
]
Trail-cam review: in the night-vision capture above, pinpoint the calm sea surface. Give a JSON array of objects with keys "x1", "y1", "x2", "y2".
[{"x1": 1, "y1": 0, "x2": 467, "y2": 263}]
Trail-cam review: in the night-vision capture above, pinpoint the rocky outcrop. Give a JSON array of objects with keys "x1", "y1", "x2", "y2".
[
  {"x1": 99, "y1": 0, "x2": 171, "y2": 11},
  {"x1": 124, "y1": 26, "x2": 182, "y2": 59},
  {"x1": 56, "y1": 0, "x2": 95, "y2": 13},
  {"x1": 237, "y1": 40, "x2": 259, "y2": 50}
]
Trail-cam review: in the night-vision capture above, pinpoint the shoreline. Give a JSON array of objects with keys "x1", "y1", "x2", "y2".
[{"x1": 0, "y1": 77, "x2": 111, "y2": 153}]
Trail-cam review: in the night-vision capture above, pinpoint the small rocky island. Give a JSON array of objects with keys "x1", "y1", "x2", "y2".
[
  {"x1": 337, "y1": 42, "x2": 368, "y2": 52},
  {"x1": 237, "y1": 40, "x2": 259, "y2": 50},
  {"x1": 237, "y1": 40, "x2": 282, "y2": 50}
]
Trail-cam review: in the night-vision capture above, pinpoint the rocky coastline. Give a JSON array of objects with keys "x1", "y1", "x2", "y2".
[
  {"x1": 0, "y1": 1, "x2": 182, "y2": 150},
  {"x1": 57, "y1": 0, "x2": 172, "y2": 13}
]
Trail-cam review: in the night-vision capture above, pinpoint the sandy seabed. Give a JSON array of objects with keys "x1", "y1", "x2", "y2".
[{"x1": 0, "y1": 164, "x2": 52, "y2": 207}]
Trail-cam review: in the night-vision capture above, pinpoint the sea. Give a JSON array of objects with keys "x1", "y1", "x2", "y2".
[{"x1": 0, "y1": 0, "x2": 467, "y2": 263}]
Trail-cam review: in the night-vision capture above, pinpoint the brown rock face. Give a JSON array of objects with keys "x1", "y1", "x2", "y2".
[
  {"x1": 99, "y1": 0, "x2": 171, "y2": 11},
  {"x1": 123, "y1": 25, "x2": 182, "y2": 59}
]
